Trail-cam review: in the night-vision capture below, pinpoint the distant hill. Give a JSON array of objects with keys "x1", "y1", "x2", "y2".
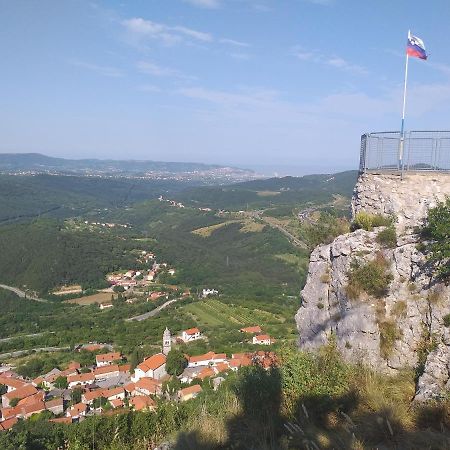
[
  {"x1": 173, "y1": 170, "x2": 358, "y2": 211},
  {"x1": 0, "y1": 153, "x2": 256, "y2": 180}
]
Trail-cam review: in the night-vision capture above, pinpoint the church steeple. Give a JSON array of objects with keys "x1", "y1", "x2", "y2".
[{"x1": 162, "y1": 327, "x2": 172, "y2": 355}]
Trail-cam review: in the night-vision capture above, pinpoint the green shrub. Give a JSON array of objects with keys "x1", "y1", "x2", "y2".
[
  {"x1": 352, "y1": 211, "x2": 392, "y2": 231},
  {"x1": 376, "y1": 225, "x2": 397, "y2": 248},
  {"x1": 420, "y1": 197, "x2": 450, "y2": 280},
  {"x1": 346, "y1": 254, "x2": 393, "y2": 300},
  {"x1": 443, "y1": 314, "x2": 450, "y2": 327}
]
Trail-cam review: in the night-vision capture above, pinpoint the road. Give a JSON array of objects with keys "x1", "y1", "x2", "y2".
[
  {"x1": 258, "y1": 216, "x2": 307, "y2": 250},
  {"x1": 126, "y1": 298, "x2": 181, "y2": 322},
  {"x1": 0, "y1": 284, "x2": 48, "y2": 302},
  {"x1": 0, "y1": 331, "x2": 55, "y2": 343},
  {"x1": 0, "y1": 346, "x2": 70, "y2": 360}
]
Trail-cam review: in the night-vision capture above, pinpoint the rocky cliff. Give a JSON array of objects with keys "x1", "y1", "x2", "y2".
[{"x1": 296, "y1": 172, "x2": 450, "y2": 400}]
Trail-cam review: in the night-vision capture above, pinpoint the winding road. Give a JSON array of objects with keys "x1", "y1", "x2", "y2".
[
  {"x1": 0, "y1": 284, "x2": 48, "y2": 302},
  {"x1": 125, "y1": 297, "x2": 181, "y2": 322}
]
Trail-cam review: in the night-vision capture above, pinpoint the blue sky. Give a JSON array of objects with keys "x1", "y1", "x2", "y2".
[{"x1": 1, "y1": 0, "x2": 450, "y2": 174}]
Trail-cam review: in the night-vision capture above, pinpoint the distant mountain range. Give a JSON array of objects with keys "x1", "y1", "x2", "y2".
[{"x1": 0, "y1": 153, "x2": 258, "y2": 181}]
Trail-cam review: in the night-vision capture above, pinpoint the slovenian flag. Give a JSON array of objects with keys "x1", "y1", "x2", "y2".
[{"x1": 407, "y1": 33, "x2": 427, "y2": 60}]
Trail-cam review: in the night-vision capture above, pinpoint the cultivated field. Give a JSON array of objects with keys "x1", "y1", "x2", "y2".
[{"x1": 66, "y1": 292, "x2": 115, "y2": 305}]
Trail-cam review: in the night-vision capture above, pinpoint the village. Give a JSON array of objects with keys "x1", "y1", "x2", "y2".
[{"x1": 0, "y1": 325, "x2": 276, "y2": 431}]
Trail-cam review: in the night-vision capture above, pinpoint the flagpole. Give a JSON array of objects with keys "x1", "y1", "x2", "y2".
[{"x1": 399, "y1": 30, "x2": 410, "y2": 178}]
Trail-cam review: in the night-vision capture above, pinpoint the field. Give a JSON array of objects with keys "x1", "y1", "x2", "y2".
[{"x1": 66, "y1": 292, "x2": 114, "y2": 305}]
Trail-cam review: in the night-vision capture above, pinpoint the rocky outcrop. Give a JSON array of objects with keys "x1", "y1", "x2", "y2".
[{"x1": 296, "y1": 172, "x2": 450, "y2": 399}]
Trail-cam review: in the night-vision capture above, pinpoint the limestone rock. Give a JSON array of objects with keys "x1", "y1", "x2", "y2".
[{"x1": 296, "y1": 172, "x2": 450, "y2": 400}]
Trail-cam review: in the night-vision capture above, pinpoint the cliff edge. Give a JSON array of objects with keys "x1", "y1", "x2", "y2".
[{"x1": 296, "y1": 172, "x2": 450, "y2": 400}]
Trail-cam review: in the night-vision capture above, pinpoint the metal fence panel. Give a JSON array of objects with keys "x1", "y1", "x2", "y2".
[{"x1": 360, "y1": 131, "x2": 450, "y2": 173}]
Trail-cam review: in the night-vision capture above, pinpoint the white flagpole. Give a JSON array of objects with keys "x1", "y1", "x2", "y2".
[{"x1": 399, "y1": 30, "x2": 410, "y2": 176}]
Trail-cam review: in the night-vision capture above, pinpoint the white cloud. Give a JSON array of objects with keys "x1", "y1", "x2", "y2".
[
  {"x1": 293, "y1": 46, "x2": 367, "y2": 75},
  {"x1": 122, "y1": 18, "x2": 212, "y2": 45},
  {"x1": 183, "y1": 0, "x2": 221, "y2": 8},
  {"x1": 220, "y1": 38, "x2": 250, "y2": 48},
  {"x1": 67, "y1": 59, "x2": 123, "y2": 77}
]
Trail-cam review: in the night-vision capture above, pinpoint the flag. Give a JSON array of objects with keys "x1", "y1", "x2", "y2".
[{"x1": 407, "y1": 33, "x2": 427, "y2": 60}]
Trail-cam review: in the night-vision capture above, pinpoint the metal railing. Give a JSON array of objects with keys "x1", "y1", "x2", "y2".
[{"x1": 359, "y1": 131, "x2": 450, "y2": 173}]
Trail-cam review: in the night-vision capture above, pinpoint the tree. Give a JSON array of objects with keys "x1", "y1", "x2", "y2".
[
  {"x1": 92, "y1": 396, "x2": 108, "y2": 409},
  {"x1": 71, "y1": 387, "x2": 83, "y2": 405},
  {"x1": 422, "y1": 197, "x2": 450, "y2": 280},
  {"x1": 165, "y1": 349, "x2": 188, "y2": 376},
  {"x1": 0, "y1": 384, "x2": 7, "y2": 396},
  {"x1": 54, "y1": 376, "x2": 68, "y2": 389}
]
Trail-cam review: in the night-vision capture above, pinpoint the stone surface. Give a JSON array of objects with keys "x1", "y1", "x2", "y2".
[{"x1": 296, "y1": 172, "x2": 450, "y2": 400}]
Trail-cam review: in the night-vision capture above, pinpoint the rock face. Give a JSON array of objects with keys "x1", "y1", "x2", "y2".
[{"x1": 296, "y1": 172, "x2": 450, "y2": 400}]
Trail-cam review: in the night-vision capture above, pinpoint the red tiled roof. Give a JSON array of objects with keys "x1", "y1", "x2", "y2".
[
  {"x1": 240, "y1": 326, "x2": 262, "y2": 334},
  {"x1": 178, "y1": 384, "x2": 202, "y2": 397},
  {"x1": 136, "y1": 353, "x2": 166, "y2": 372},
  {"x1": 0, "y1": 417, "x2": 18, "y2": 431},
  {"x1": 110, "y1": 398, "x2": 124, "y2": 409},
  {"x1": 68, "y1": 372, "x2": 94, "y2": 384},
  {"x1": 214, "y1": 362, "x2": 230, "y2": 373},
  {"x1": 135, "y1": 377, "x2": 162, "y2": 394},
  {"x1": 123, "y1": 382, "x2": 135, "y2": 392},
  {"x1": 68, "y1": 402, "x2": 87, "y2": 417},
  {"x1": 184, "y1": 327, "x2": 200, "y2": 335},
  {"x1": 0, "y1": 376, "x2": 27, "y2": 390},
  {"x1": 188, "y1": 351, "x2": 215, "y2": 363},
  {"x1": 104, "y1": 387, "x2": 125, "y2": 398},
  {"x1": 21, "y1": 400, "x2": 45, "y2": 417},
  {"x1": 198, "y1": 367, "x2": 215, "y2": 380},
  {"x1": 68, "y1": 361, "x2": 81, "y2": 370},
  {"x1": 4, "y1": 384, "x2": 37, "y2": 401},
  {"x1": 94, "y1": 364, "x2": 120, "y2": 377},
  {"x1": 49, "y1": 417, "x2": 72, "y2": 424},
  {"x1": 96, "y1": 352, "x2": 121, "y2": 364},
  {"x1": 130, "y1": 396, "x2": 155, "y2": 411},
  {"x1": 254, "y1": 334, "x2": 271, "y2": 341},
  {"x1": 45, "y1": 398, "x2": 64, "y2": 409},
  {"x1": 83, "y1": 389, "x2": 106, "y2": 402},
  {"x1": 17, "y1": 391, "x2": 44, "y2": 407},
  {"x1": 119, "y1": 364, "x2": 131, "y2": 373}
]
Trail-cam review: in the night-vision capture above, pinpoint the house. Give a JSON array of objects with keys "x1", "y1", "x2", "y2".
[
  {"x1": 147, "y1": 271, "x2": 156, "y2": 282},
  {"x1": 178, "y1": 384, "x2": 202, "y2": 402},
  {"x1": 240, "y1": 326, "x2": 262, "y2": 334},
  {"x1": 252, "y1": 335, "x2": 274, "y2": 346},
  {"x1": 130, "y1": 396, "x2": 155, "y2": 412},
  {"x1": 187, "y1": 352, "x2": 227, "y2": 368},
  {"x1": 67, "y1": 402, "x2": 87, "y2": 420},
  {"x1": 67, "y1": 361, "x2": 81, "y2": 371},
  {"x1": 82, "y1": 389, "x2": 106, "y2": 405},
  {"x1": 96, "y1": 352, "x2": 122, "y2": 367},
  {"x1": 2, "y1": 384, "x2": 38, "y2": 408},
  {"x1": 0, "y1": 417, "x2": 18, "y2": 431},
  {"x1": 134, "y1": 377, "x2": 162, "y2": 396},
  {"x1": 168, "y1": 269, "x2": 176, "y2": 276},
  {"x1": 104, "y1": 386, "x2": 126, "y2": 401},
  {"x1": 99, "y1": 303, "x2": 113, "y2": 310},
  {"x1": 20, "y1": 400, "x2": 46, "y2": 419},
  {"x1": 45, "y1": 398, "x2": 64, "y2": 415},
  {"x1": 109, "y1": 398, "x2": 124, "y2": 409},
  {"x1": 202, "y1": 289, "x2": 218, "y2": 298},
  {"x1": 181, "y1": 327, "x2": 202, "y2": 342},
  {"x1": 0, "y1": 376, "x2": 27, "y2": 394},
  {"x1": 93, "y1": 364, "x2": 120, "y2": 380},
  {"x1": 197, "y1": 367, "x2": 215, "y2": 380},
  {"x1": 179, "y1": 367, "x2": 204, "y2": 384},
  {"x1": 132, "y1": 354, "x2": 166, "y2": 381},
  {"x1": 67, "y1": 372, "x2": 95, "y2": 388}
]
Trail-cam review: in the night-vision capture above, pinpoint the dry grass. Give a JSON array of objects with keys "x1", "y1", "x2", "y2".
[
  {"x1": 52, "y1": 284, "x2": 82, "y2": 295},
  {"x1": 239, "y1": 220, "x2": 265, "y2": 233},
  {"x1": 192, "y1": 221, "x2": 236, "y2": 237},
  {"x1": 66, "y1": 292, "x2": 115, "y2": 305}
]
